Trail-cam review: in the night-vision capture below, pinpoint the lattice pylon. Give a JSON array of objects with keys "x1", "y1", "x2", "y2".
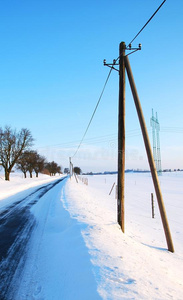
[
  {"x1": 150, "y1": 109, "x2": 162, "y2": 174},
  {"x1": 150, "y1": 109, "x2": 157, "y2": 169},
  {"x1": 155, "y1": 112, "x2": 162, "y2": 174}
]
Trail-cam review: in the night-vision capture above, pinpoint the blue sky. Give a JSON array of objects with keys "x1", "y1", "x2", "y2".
[{"x1": 0, "y1": 0, "x2": 183, "y2": 172}]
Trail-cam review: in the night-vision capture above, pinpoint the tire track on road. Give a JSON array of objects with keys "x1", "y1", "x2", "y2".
[{"x1": 0, "y1": 177, "x2": 67, "y2": 300}]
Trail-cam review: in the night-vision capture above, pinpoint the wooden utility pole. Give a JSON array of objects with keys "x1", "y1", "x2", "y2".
[
  {"x1": 74, "y1": 172, "x2": 78, "y2": 183},
  {"x1": 124, "y1": 55, "x2": 174, "y2": 252},
  {"x1": 69, "y1": 157, "x2": 72, "y2": 179},
  {"x1": 118, "y1": 42, "x2": 126, "y2": 232}
]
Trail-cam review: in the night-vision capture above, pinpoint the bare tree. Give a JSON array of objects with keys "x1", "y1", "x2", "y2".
[
  {"x1": 33, "y1": 153, "x2": 46, "y2": 177},
  {"x1": 64, "y1": 168, "x2": 70, "y2": 174},
  {"x1": 25, "y1": 151, "x2": 37, "y2": 178},
  {"x1": 0, "y1": 126, "x2": 34, "y2": 180},
  {"x1": 16, "y1": 151, "x2": 46, "y2": 178},
  {"x1": 46, "y1": 161, "x2": 61, "y2": 176},
  {"x1": 16, "y1": 152, "x2": 29, "y2": 178},
  {"x1": 74, "y1": 166, "x2": 82, "y2": 175}
]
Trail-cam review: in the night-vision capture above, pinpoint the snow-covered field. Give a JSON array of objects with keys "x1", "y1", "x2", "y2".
[
  {"x1": 0, "y1": 171, "x2": 183, "y2": 299},
  {"x1": 63, "y1": 172, "x2": 183, "y2": 300}
]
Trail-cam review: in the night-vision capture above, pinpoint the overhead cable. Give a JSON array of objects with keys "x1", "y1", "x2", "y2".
[
  {"x1": 72, "y1": 67, "x2": 113, "y2": 158},
  {"x1": 71, "y1": 0, "x2": 167, "y2": 158},
  {"x1": 127, "y1": 0, "x2": 167, "y2": 47}
]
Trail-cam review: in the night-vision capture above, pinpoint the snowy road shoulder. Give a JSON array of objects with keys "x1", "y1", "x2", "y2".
[
  {"x1": 62, "y1": 174, "x2": 183, "y2": 300},
  {"x1": 14, "y1": 177, "x2": 101, "y2": 300}
]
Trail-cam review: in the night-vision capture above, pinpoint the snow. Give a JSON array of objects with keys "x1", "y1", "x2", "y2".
[
  {"x1": 0, "y1": 173, "x2": 64, "y2": 208},
  {"x1": 0, "y1": 172, "x2": 183, "y2": 299},
  {"x1": 62, "y1": 173, "x2": 183, "y2": 299}
]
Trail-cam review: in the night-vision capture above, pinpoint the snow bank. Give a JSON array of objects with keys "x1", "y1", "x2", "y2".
[
  {"x1": 0, "y1": 172, "x2": 65, "y2": 207},
  {"x1": 62, "y1": 172, "x2": 183, "y2": 299}
]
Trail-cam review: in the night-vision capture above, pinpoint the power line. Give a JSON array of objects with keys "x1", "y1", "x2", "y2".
[
  {"x1": 109, "y1": 1, "x2": 167, "y2": 68},
  {"x1": 36, "y1": 128, "x2": 152, "y2": 150},
  {"x1": 161, "y1": 127, "x2": 183, "y2": 133},
  {"x1": 72, "y1": 67, "x2": 113, "y2": 158},
  {"x1": 127, "y1": 0, "x2": 167, "y2": 47},
  {"x1": 71, "y1": 0, "x2": 167, "y2": 159}
]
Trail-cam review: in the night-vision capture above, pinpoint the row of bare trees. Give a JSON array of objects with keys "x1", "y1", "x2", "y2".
[
  {"x1": 46, "y1": 161, "x2": 61, "y2": 176},
  {"x1": 16, "y1": 150, "x2": 46, "y2": 178},
  {"x1": 17, "y1": 151, "x2": 61, "y2": 178},
  {"x1": 0, "y1": 126, "x2": 62, "y2": 181}
]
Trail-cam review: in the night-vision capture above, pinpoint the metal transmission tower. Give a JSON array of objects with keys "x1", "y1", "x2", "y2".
[
  {"x1": 156, "y1": 112, "x2": 162, "y2": 174},
  {"x1": 150, "y1": 109, "x2": 162, "y2": 174},
  {"x1": 150, "y1": 109, "x2": 157, "y2": 168}
]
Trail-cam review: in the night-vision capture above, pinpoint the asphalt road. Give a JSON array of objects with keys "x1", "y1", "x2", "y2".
[{"x1": 0, "y1": 177, "x2": 67, "y2": 300}]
